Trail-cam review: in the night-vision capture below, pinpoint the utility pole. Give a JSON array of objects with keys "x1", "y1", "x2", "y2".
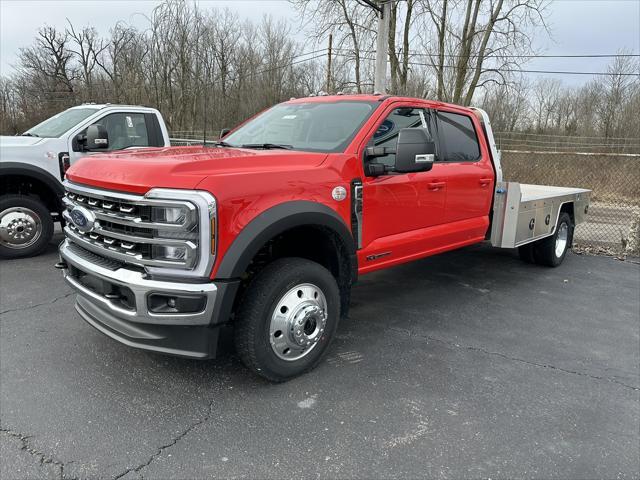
[
  {"x1": 370, "y1": 0, "x2": 391, "y2": 93},
  {"x1": 203, "y1": 84, "x2": 207, "y2": 144},
  {"x1": 326, "y1": 33, "x2": 333, "y2": 92}
]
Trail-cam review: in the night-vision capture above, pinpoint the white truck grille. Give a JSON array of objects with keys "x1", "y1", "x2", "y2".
[{"x1": 62, "y1": 182, "x2": 216, "y2": 278}]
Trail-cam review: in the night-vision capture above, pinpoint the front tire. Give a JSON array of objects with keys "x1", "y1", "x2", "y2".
[
  {"x1": 234, "y1": 257, "x2": 341, "y2": 382},
  {"x1": 0, "y1": 195, "x2": 54, "y2": 259}
]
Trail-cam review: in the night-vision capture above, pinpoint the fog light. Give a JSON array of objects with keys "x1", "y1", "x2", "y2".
[{"x1": 148, "y1": 293, "x2": 206, "y2": 314}]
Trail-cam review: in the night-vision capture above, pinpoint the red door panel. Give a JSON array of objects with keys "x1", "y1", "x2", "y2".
[
  {"x1": 357, "y1": 103, "x2": 446, "y2": 266},
  {"x1": 436, "y1": 109, "x2": 495, "y2": 240},
  {"x1": 444, "y1": 162, "x2": 494, "y2": 224},
  {"x1": 361, "y1": 166, "x2": 446, "y2": 245}
]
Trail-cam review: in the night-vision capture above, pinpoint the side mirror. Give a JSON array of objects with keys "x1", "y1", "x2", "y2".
[
  {"x1": 85, "y1": 124, "x2": 109, "y2": 150},
  {"x1": 72, "y1": 133, "x2": 84, "y2": 152},
  {"x1": 220, "y1": 128, "x2": 231, "y2": 139},
  {"x1": 365, "y1": 162, "x2": 388, "y2": 177},
  {"x1": 395, "y1": 128, "x2": 435, "y2": 173}
]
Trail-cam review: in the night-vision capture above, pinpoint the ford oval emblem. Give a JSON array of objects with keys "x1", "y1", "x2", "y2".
[{"x1": 69, "y1": 206, "x2": 95, "y2": 233}]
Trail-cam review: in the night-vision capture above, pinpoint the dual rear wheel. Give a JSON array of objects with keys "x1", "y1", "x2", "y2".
[{"x1": 518, "y1": 212, "x2": 573, "y2": 267}]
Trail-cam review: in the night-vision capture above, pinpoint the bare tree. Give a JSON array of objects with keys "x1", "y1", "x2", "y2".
[
  {"x1": 18, "y1": 26, "x2": 77, "y2": 99},
  {"x1": 388, "y1": 0, "x2": 415, "y2": 93},
  {"x1": 2, "y1": 0, "x2": 638, "y2": 146},
  {"x1": 420, "y1": 0, "x2": 549, "y2": 105},
  {"x1": 66, "y1": 20, "x2": 106, "y2": 100},
  {"x1": 290, "y1": 0, "x2": 376, "y2": 93}
]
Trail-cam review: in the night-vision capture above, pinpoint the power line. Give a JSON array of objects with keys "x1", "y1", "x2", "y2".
[
  {"x1": 334, "y1": 48, "x2": 640, "y2": 59},
  {"x1": 332, "y1": 52, "x2": 640, "y2": 76}
]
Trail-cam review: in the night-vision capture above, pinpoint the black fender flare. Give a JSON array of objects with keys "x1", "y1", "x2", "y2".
[
  {"x1": 0, "y1": 162, "x2": 65, "y2": 202},
  {"x1": 216, "y1": 201, "x2": 357, "y2": 283}
]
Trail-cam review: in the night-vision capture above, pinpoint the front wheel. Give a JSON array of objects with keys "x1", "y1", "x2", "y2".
[
  {"x1": 234, "y1": 257, "x2": 341, "y2": 382},
  {"x1": 0, "y1": 195, "x2": 54, "y2": 259}
]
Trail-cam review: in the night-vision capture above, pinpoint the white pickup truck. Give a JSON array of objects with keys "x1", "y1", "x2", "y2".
[{"x1": 0, "y1": 104, "x2": 171, "y2": 259}]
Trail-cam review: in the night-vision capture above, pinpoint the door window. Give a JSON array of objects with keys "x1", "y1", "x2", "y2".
[
  {"x1": 437, "y1": 111, "x2": 480, "y2": 162},
  {"x1": 369, "y1": 107, "x2": 433, "y2": 168},
  {"x1": 88, "y1": 113, "x2": 150, "y2": 151}
]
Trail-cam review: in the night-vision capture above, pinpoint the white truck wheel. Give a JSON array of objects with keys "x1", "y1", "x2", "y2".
[{"x1": 0, "y1": 195, "x2": 54, "y2": 259}]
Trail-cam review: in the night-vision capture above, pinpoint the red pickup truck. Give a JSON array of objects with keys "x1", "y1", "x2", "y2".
[{"x1": 57, "y1": 94, "x2": 590, "y2": 381}]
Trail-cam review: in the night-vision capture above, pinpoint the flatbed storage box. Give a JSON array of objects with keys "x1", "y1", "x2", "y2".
[{"x1": 490, "y1": 182, "x2": 591, "y2": 249}]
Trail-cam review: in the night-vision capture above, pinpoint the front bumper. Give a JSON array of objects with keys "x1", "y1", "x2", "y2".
[{"x1": 59, "y1": 239, "x2": 236, "y2": 359}]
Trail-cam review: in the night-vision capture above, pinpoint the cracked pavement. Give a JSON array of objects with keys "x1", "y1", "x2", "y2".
[{"x1": 1, "y1": 232, "x2": 638, "y2": 479}]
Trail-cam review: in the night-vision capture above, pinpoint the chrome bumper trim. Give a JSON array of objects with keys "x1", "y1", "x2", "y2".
[{"x1": 59, "y1": 239, "x2": 217, "y2": 326}]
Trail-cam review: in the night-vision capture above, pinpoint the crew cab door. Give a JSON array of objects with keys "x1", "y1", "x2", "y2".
[
  {"x1": 357, "y1": 103, "x2": 447, "y2": 272},
  {"x1": 435, "y1": 108, "x2": 495, "y2": 239},
  {"x1": 67, "y1": 111, "x2": 165, "y2": 165}
]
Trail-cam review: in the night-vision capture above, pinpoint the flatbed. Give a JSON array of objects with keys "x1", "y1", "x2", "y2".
[{"x1": 490, "y1": 182, "x2": 590, "y2": 249}]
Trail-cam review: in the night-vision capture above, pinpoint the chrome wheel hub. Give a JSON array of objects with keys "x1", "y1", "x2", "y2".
[
  {"x1": 0, "y1": 207, "x2": 42, "y2": 249},
  {"x1": 269, "y1": 283, "x2": 328, "y2": 361},
  {"x1": 555, "y1": 222, "x2": 569, "y2": 258}
]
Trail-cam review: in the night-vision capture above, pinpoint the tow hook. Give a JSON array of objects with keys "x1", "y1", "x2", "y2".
[{"x1": 54, "y1": 261, "x2": 68, "y2": 270}]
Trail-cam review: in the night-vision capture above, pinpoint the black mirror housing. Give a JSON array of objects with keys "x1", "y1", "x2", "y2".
[
  {"x1": 365, "y1": 162, "x2": 388, "y2": 177},
  {"x1": 220, "y1": 128, "x2": 231, "y2": 139},
  {"x1": 85, "y1": 124, "x2": 109, "y2": 150},
  {"x1": 72, "y1": 133, "x2": 84, "y2": 152},
  {"x1": 395, "y1": 128, "x2": 435, "y2": 173}
]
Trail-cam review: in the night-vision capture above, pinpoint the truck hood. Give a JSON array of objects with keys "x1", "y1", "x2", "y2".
[
  {"x1": 0, "y1": 135, "x2": 47, "y2": 147},
  {"x1": 65, "y1": 146, "x2": 329, "y2": 194}
]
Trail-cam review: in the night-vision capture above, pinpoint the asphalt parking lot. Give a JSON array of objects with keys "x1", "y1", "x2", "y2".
[{"x1": 1, "y1": 231, "x2": 639, "y2": 479}]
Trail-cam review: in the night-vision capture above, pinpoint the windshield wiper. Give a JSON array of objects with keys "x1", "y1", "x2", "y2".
[
  {"x1": 240, "y1": 143, "x2": 292, "y2": 150},
  {"x1": 21, "y1": 132, "x2": 38, "y2": 137},
  {"x1": 212, "y1": 140, "x2": 234, "y2": 147}
]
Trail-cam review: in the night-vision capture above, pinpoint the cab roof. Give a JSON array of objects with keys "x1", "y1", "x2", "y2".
[
  {"x1": 68, "y1": 103, "x2": 157, "y2": 111},
  {"x1": 285, "y1": 93, "x2": 469, "y2": 112}
]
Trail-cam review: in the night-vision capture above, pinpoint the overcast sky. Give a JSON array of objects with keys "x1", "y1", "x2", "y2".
[{"x1": 1, "y1": 0, "x2": 638, "y2": 86}]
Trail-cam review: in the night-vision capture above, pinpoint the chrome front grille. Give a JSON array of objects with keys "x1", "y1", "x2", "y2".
[
  {"x1": 62, "y1": 181, "x2": 217, "y2": 278},
  {"x1": 63, "y1": 191, "x2": 196, "y2": 232}
]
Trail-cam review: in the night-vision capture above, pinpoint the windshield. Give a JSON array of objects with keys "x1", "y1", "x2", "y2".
[
  {"x1": 25, "y1": 108, "x2": 98, "y2": 138},
  {"x1": 224, "y1": 101, "x2": 379, "y2": 153}
]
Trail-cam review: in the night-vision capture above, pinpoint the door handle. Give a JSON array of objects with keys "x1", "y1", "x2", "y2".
[
  {"x1": 427, "y1": 182, "x2": 446, "y2": 191},
  {"x1": 479, "y1": 178, "x2": 492, "y2": 187}
]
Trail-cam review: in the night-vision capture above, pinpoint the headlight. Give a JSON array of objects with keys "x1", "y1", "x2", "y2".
[
  {"x1": 144, "y1": 189, "x2": 217, "y2": 278},
  {"x1": 151, "y1": 206, "x2": 189, "y2": 225},
  {"x1": 152, "y1": 245, "x2": 188, "y2": 262}
]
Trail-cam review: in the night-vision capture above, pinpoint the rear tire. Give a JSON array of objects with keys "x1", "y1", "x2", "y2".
[
  {"x1": 0, "y1": 195, "x2": 54, "y2": 259},
  {"x1": 518, "y1": 243, "x2": 537, "y2": 264},
  {"x1": 234, "y1": 257, "x2": 341, "y2": 382},
  {"x1": 533, "y1": 212, "x2": 573, "y2": 267}
]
